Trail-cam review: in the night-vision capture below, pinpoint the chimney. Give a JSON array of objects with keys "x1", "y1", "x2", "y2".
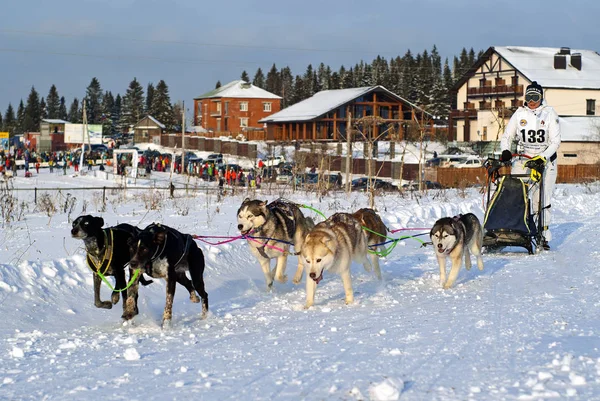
[
  {"x1": 559, "y1": 47, "x2": 571, "y2": 55},
  {"x1": 571, "y1": 52, "x2": 582, "y2": 70},
  {"x1": 554, "y1": 53, "x2": 567, "y2": 69}
]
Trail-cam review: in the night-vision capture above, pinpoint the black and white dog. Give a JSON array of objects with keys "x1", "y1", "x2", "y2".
[
  {"x1": 71, "y1": 215, "x2": 153, "y2": 317},
  {"x1": 126, "y1": 223, "x2": 209, "y2": 328}
]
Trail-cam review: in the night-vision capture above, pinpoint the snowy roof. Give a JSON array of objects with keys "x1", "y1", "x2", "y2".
[
  {"x1": 559, "y1": 116, "x2": 600, "y2": 142},
  {"x1": 147, "y1": 116, "x2": 166, "y2": 129},
  {"x1": 42, "y1": 119, "x2": 69, "y2": 124},
  {"x1": 494, "y1": 46, "x2": 600, "y2": 89},
  {"x1": 134, "y1": 115, "x2": 165, "y2": 129},
  {"x1": 259, "y1": 86, "x2": 427, "y2": 123},
  {"x1": 195, "y1": 80, "x2": 282, "y2": 100}
]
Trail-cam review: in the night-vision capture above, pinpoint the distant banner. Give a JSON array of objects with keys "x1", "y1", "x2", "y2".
[
  {"x1": 0, "y1": 132, "x2": 9, "y2": 150},
  {"x1": 64, "y1": 124, "x2": 103, "y2": 144}
]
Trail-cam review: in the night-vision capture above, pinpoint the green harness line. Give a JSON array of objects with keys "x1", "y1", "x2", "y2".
[
  {"x1": 87, "y1": 229, "x2": 140, "y2": 293},
  {"x1": 300, "y1": 204, "x2": 426, "y2": 257}
]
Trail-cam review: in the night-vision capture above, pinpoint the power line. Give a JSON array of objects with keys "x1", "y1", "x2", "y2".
[
  {"x1": 0, "y1": 48, "x2": 267, "y2": 66},
  {"x1": 0, "y1": 28, "x2": 396, "y2": 55}
]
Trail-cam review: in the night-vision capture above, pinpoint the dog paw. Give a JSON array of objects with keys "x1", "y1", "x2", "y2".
[
  {"x1": 190, "y1": 293, "x2": 200, "y2": 303},
  {"x1": 95, "y1": 301, "x2": 113, "y2": 309},
  {"x1": 304, "y1": 303, "x2": 313, "y2": 310},
  {"x1": 442, "y1": 283, "x2": 453, "y2": 290},
  {"x1": 162, "y1": 319, "x2": 172, "y2": 330},
  {"x1": 111, "y1": 293, "x2": 120, "y2": 304},
  {"x1": 275, "y1": 274, "x2": 288, "y2": 283},
  {"x1": 292, "y1": 276, "x2": 302, "y2": 285}
]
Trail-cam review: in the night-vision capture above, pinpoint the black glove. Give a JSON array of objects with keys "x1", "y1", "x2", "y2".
[{"x1": 501, "y1": 150, "x2": 512, "y2": 162}]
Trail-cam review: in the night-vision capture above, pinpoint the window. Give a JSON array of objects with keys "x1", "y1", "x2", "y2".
[
  {"x1": 587, "y1": 99, "x2": 596, "y2": 116},
  {"x1": 216, "y1": 102, "x2": 221, "y2": 113},
  {"x1": 240, "y1": 102, "x2": 248, "y2": 111},
  {"x1": 224, "y1": 101, "x2": 229, "y2": 115},
  {"x1": 564, "y1": 154, "x2": 577, "y2": 158},
  {"x1": 263, "y1": 102, "x2": 272, "y2": 112},
  {"x1": 511, "y1": 76, "x2": 519, "y2": 86},
  {"x1": 240, "y1": 117, "x2": 248, "y2": 128},
  {"x1": 216, "y1": 118, "x2": 221, "y2": 132},
  {"x1": 142, "y1": 130, "x2": 148, "y2": 138}
]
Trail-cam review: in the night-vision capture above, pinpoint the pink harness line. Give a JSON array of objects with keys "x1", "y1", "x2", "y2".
[{"x1": 193, "y1": 231, "x2": 289, "y2": 253}]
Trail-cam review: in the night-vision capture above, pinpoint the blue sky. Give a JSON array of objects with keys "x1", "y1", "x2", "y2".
[{"x1": 1, "y1": 0, "x2": 598, "y2": 118}]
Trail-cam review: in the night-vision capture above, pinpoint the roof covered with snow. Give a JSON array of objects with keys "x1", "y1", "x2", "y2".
[
  {"x1": 42, "y1": 119, "x2": 69, "y2": 124},
  {"x1": 147, "y1": 116, "x2": 166, "y2": 129},
  {"x1": 559, "y1": 116, "x2": 600, "y2": 142},
  {"x1": 494, "y1": 46, "x2": 600, "y2": 89},
  {"x1": 259, "y1": 86, "x2": 427, "y2": 123},
  {"x1": 195, "y1": 80, "x2": 282, "y2": 100}
]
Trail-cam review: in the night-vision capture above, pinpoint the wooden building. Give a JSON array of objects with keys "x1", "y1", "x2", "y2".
[
  {"x1": 258, "y1": 86, "x2": 432, "y2": 141},
  {"x1": 132, "y1": 116, "x2": 165, "y2": 144},
  {"x1": 193, "y1": 80, "x2": 281, "y2": 134}
]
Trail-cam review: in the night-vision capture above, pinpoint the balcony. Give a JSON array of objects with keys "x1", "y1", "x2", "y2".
[
  {"x1": 450, "y1": 109, "x2": 477, "y2": 119},
  {"x1": 467, "y1": 85, "x2": 524, "y2": 97}
]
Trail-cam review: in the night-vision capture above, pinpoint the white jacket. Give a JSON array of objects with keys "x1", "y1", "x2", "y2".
[{"x1": 500, "y1": 103, "x2": 561, "y2": 161}]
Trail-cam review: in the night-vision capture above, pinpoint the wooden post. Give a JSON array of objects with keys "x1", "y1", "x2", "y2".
[{"x1": 345, "y1": 110, "x2": 352, "y2": 194}]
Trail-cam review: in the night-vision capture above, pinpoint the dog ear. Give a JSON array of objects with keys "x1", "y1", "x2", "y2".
[
  {"x1": 259, "y1": 200, "x2": 268, "y2": 207},
  {"x1": 243, "y1": 197, "x2": 251, "y2": 204},
  {"x1": 94, "y1": 216, "x2": 105, "y2": 227}
]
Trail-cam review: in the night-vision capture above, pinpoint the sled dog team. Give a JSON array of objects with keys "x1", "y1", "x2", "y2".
[{"x1": 72, "y1": 198, "x2": 485, "y2": 327}]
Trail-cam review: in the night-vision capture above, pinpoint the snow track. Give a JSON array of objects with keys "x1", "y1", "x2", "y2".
[{"x1": 2, "y1": 174, "x2": 600, "y2": 399}]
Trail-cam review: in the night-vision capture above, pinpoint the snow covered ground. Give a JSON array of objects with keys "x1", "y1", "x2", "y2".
[{"x1": 1, "y1": 168, "x2": 600, "y2": 400}]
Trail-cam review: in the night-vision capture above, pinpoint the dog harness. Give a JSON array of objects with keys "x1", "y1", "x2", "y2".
[
  {"x1": 87, "y1": 229, "x2": 114, "y2": 275},
  {"x1": 87, "y1": 229, "x2": 140, "y2": 292}
]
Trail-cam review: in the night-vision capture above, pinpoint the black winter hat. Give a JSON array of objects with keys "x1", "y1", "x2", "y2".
[{"x1": 525, "y1": 81, "x2": 543, "y2": 98}]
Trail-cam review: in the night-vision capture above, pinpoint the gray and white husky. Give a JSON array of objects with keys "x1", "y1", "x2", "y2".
[
  {"x1": 237, "y1": 198, "x2": 314, "y2": 290},
  {"x1": 430, "y1": 213, "x2": 484, "y2": 289}
]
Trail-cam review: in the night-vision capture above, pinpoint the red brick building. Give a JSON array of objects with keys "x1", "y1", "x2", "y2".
[{"x1": 193, "y1": 80, "x2": 281, "y2": 134}]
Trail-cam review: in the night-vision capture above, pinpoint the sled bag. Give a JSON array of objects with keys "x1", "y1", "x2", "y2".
[{"x1": 484, "y1": 176, "x2": 538, "y2": 236}]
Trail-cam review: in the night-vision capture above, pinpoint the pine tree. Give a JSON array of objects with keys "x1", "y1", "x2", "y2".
[
  {"x1": 46, "y1": 85, "x2": 61, "y2": 119},
  {"x1": 171, "y1": 102, "x2": 183, "y2": 132},
  {"x1": 3, "y1": 104, "x2": 15, "y2": 135},
  {"x1": 40, "y1": 97, "x2": 48, "y2": 120},
  {"x1": 330, "y1": 72, "x2": 341, "y2": 90},
  {"x1": 0, "y1": 111, "x2": 3, "y2": 132},
  {"x1": 101, "y1": 91, "x2": 116, "y2": 136},
  {"x1": 120, "y1": 78, "x2": 145, "y2": 131},
  {"x1": 303, "y1": 64, "x2": 315, "y2": 97},
  {"x1": 16, "y1": 100, "x2": 25, "y2": 135},
  {"x1": 151, "y1": 80, "x2": 175, "y2": 130},
  {"x1": 112, "y1": 95, "x2": 122, "y2": 130},
  {"x1": 215, "y1": 81, "x2": 222, "y2": 89},
  {"x1": 292, "y1": 75, "x2": 306, "y2": 104},
  {"x1": 279, "y1": 67, "x2": 294, "y2": 108},
  {"x1": 68, "y1": 98, "x2": 81, "y2": 123},
  {"x1": 342, "y1": 67, "x2": 354, "y2": 88},
  {"x1": 252, "y1": 67, "x2": 265, "y2": 88},
  {"x1": 24, "y1": 87, "x2": 41, "y2": 132},
  {"x1": 146, "y1": 83, "x2": 155, "y2": 113},
  {"x1": 400, "y1": 50, "x2": 416, "y2": 102},
  {"x1": 265, "y1": 64, "x2": 281, "y2": 95},
  {"x1": 85, "y1": 77, "x2": 103, "y2": 124},
  {"x1": 58, "y1": 97, "x2": 68, "y2": 120},
  {"x1": 443, "y1": 58, "x2": 454, "y2": 108},
  {"x1": 241, "y1": 71, "x2": 250, "y2": 82},
  {"x1": 317, "y1": 63, "x2": 331, "y2": 91}
]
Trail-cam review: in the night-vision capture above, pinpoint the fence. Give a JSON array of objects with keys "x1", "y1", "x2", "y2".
[{"x1": 432, "y1": 164, "x2": 600, "y2": 188}]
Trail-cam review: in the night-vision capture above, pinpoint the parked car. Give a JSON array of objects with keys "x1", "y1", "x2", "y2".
[
  {"x1": 402, "y1": 181, "x2": 443, "y2": 190},
  {"x1": 276, "y1": 170, "x2": 293, "y2": 184},
  {"x1": 454, "y1": 157, "x2": 483, "y2": 168},
  {"x1": 259, "y1": 155, "x2": 286, "y2": 168},
  {"x1": 206, "y1": 153, "x2": 224, "y2": 164},
  {"x1": 351, "y1": 177, "x2": 397, "y2": 191}
]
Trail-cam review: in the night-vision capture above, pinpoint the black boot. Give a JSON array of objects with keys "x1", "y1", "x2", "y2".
[{"x1": 542, "y1": 239, "x2": 550, "y2": 251}]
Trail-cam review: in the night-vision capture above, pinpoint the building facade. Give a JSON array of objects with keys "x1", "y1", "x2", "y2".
[
  {"x1": 193, "y1": 80, "x2": 281, "y2": 134},
  {"x1": 259, "y1": 86, "x2": 433, "y2": 142},
  {"x1": 132, "y1": 116, "x2": 165, "y2": 144}
]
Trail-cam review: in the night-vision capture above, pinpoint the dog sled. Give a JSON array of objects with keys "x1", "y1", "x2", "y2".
[{"x1": 482, "y1": 155, "x2": 546, "y2": 254}]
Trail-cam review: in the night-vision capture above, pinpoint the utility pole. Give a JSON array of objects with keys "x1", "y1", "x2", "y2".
[
  {"x1": 345, "y1": 108, "x2": 352, "y2": 193},
  {"x1": 181, "y1": 100, "x2": 186, "y2": 175},
  {"x1": 80, "y1": 98, "x2": 87, "y2": 171}
]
